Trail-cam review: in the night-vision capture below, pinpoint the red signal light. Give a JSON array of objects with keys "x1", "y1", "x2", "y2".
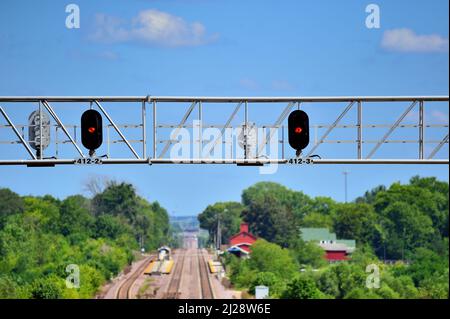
[
  {"x1": 294, "y1": 127, "x2": 303, "y2": 134},
  {"x1": 88, "y1": 127, "x2": 96, "y2": 134}
]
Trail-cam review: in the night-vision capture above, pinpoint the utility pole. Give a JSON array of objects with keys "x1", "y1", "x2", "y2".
[
  {"x1": 217, "y1": 217, "x2": 221, "y2": 251},
  {"x1": 140, "y1": 234, "x2": 144, "y2": 254},
  {"x1": 216, "y1": 209, "x2": 227, "y2": 252},
  {"x1": 343, "y1": 171, "x2": 350, "y2": 203}
]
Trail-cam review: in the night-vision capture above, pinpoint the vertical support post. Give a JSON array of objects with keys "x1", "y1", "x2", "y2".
[
  {"x1": 314, "y1": 126, "x2": 318, "y2": 146},
  {"x1": 142, "y1": 100, "x2": 147, "y2": 158},
  {"x1": 107, "y1": 125, "x2": 110, "y2": 158},
  {"x1": 419, "y1": 100, "x2": 424, "y2": 159},
  {"x1": 39, "y1": 101, "x2": 43, "y2": 159},
  {"x1": 153, "y1": 101, "x2": 157, "y2": 159},
  {"x1": 244, "y1": 101, "x2": 248, "y2": 159},
  {"x1": 357, "y1": 101, "x2": 362, "y2": 159},
  {"x1": 198, "y1": 101, "x2": 202, "y2": 158},
  {"x1": 55, "y1": 126, "x2": 59, "y2": 158}
]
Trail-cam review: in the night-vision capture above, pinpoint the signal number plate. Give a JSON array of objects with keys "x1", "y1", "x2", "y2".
[
  {"x1": 75, "y1": 158, "x2": 103, "y2": 165},
  {"x1": 287, "y1": 158, "x2": 312, "y2": 165}
]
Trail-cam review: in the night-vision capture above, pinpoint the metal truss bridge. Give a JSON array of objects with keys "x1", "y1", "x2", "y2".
[{"x1": 0, "y1": 95, "x2": 448, "y2": 167}]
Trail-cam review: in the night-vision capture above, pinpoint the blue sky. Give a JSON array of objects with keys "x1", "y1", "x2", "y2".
[{"x1": 0, "y1": 0, "x2": 448, "y2": 216}]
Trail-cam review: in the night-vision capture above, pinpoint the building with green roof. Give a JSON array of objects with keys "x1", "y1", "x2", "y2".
[{"x1": 300, "y1": 228, "x2": 356, "y2": 261}]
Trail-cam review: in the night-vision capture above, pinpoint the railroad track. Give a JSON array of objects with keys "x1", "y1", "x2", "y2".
[
  {"x1": 116, "y1": 256, "x2": 153, "y2": 299},
  {"x1": 198, "y1": 249, "x2": 214, "y2": 299},
  {"x1": 163, "y1": 250, "x2": 186, "y2": 299}
]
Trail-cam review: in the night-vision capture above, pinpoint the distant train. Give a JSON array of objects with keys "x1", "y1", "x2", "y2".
[
  {"x1": 158, "y1": 246, "x2": 171, "y2": 261},
  {"x1": 144, "y1": 246, "x2": 173, "y2": 275}
]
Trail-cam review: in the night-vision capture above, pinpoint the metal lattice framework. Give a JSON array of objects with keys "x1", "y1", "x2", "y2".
[{"x1": 0, "y1": 95, "x2": 448, "y2": 166}]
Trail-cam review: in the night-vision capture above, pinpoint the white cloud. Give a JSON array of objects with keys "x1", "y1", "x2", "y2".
[
  {"x1": 271, "y1": 80, "x2": 295, "y2": 91},
  {"x1": 382, "y1": 28, "x2": 449, "y2": 53},
  {"x1": 90, "y1": 9, "x2": 217, "y2": 47},
  {"x1": 404, "y1": 109, "x2": 448, "y2": 124},
  {"x1": 239, "y1": 78, "x2": 260, "y2": 90},
  {"x1": 96, "y1": 51, "x2": 119, "y2": 60},
  {"x1": 431, "y1": 110, "x2": 449, "y2": 124}
]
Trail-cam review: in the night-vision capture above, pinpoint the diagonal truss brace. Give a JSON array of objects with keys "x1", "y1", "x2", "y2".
[
  {"x1": 428, "y1": 133, "x2": 449, "y2": 159},
  {"x1": 208, "y1": 101, "x2": 243, "y2": 155},
  {"x1": 257, "y1": 102, "x2": 294, "y2": 157},
  {"x1": 306, "y1": 101, "x2": 356, "y2": 157},
  {"x1": 366, "y1": 101, "x2": 418, "y2": 159},
  {"x1": 94, "y1": 100, "x2": 140, "y2": 159},
  {"x1": 159, "y1": 101, "x2": 197, "y2": 158},
  {"x1": 0, "y1": 105, "x2": 37, "y2": 159},
  {"x1": 42, "y1": 100, "x2": 84, "y2": 157}
]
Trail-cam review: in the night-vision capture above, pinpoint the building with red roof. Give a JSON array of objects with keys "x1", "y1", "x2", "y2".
[{"x1": 227, "y1": 223, "x2": 257, "y2": 257}]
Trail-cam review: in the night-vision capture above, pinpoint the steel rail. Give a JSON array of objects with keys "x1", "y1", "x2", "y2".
[
  {"x1": 198, "y1": 249, "x2": 214, "y2": 299},
  {"x1": 163, "y1": 250, "x2": 186, "y2": 299},
  {"x1": 115, "y1": 256, "x2": 153, "y2": 299}
]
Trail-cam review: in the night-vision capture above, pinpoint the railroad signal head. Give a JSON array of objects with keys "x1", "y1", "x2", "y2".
[
  {"x1": 28, "y1": 110, "x2": 51, "y2": 156},
  {"x1": 81, "y1": 109, "x2": 103, "y2": 151},
  {"x1": 288, "y1": 110, "x2": 309, "y2": 151}
]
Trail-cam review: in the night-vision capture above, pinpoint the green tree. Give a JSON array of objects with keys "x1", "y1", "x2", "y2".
[
  {"x1": 382, "y1": 203, "x2": 435, "y2": 259},
  {"x1": 92, "y1": 182, "x2": 139, "y2": 223},
  {"x1": 0, "y1": 188, "x2": 24, "y2": 228},
  {"x1": 249, "y1": 272, "x2": 285, "y2": 298},
  {"x1": 0, "y1": 275, "x2": 21, "y2": 298},
  {"x1": 282, "y1": 275, "x2": 323, "y2": 299},
  {"x1": 94, "y1": 214, "x2": 133, "y2": 240},
  {"x1": 30, "y1": 275, "x2": 63, "y2": 299},
  {"x1": 405, "y1": 247, "x2": 448, "y2": 286},
  {"x1": 317, "y1": 268, "x2": 339, "y2": 298},
  {"x1": 301, "y1": 212, "x2": 334, "y2": 228},
  {"x1": 355, "y1": 185, "x2": 386, "y2": 204},
  {"x1": 291, "y1": 239, "x2": 326, "y2": 268},
  {"x1": 0, "y1": 181, "x2": 172, "y2": 299},
  {"x1": 333, "y1": 202, "x2": 380, "y2": 246},
  {"x1": 374, "y1": 179, "x2": 447, "y2": 246},
  {"x1": 344, "y1": 288, "x2": 381, "y2": 299},
  {"x1": 331, "y1": 263, "x2": 367, "y2": 298},
  {"x1": 198, "y1": 202, "x2": 243, "y2": 245},
  {"x1": 247, "y1": 239, "x2": 298, "y2": 280},
  {"x1": 242, "y1": 189, "x2": 298, "y2": 247},
  {"x1": 59, "y1": 195, "x2": 94, "y2": 237}
]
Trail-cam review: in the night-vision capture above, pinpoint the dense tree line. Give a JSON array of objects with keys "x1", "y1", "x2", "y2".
[
  {"x1": 225, "y1": 238, "x2": 448, "y2": 299},
  {"x1": 198, "y1": 176, "x2": 449, "y2": 299},
  {"x1": 0, "y1": 182, "x2": 170, "y2": 299}
]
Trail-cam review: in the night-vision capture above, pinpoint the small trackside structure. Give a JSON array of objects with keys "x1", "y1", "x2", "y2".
[
  {"x1": 300, "y1": 228, "x2": 356, "y2": 262},
  {"x1": 227, "y1": 223, "x2": 257, "y2": 258},
  {"x1": 158, "y1": 246, "x2": 171, "y2": 261},
  {"x1": 144, "y1": 246, "x2": 174, "y2": 275}
]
